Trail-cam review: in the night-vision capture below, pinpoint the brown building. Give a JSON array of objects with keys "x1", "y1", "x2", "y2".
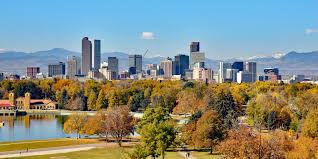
[
  {"x1": 0, "y1": 93, "x2": 57, "y2": 110},
  {"x1": 26, "y1": 67, "x2": 40, "y2": 78}
]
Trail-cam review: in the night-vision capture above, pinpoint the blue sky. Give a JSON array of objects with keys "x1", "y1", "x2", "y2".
[{"x1": 0, "y1": 0, "x2": 318, "y2": 59}]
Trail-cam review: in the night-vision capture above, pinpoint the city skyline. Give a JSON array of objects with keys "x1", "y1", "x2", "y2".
[{"x1": 0, "y1": 0, "x2": 318, "y2": 59}]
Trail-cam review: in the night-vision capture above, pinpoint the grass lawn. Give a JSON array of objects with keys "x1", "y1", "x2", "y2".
[
  {"x1": 0, "y1": 138, "x2": 100, "y2": 152},
  {"x1": 191, "y1": 151, "x2": 223, "y2": 159},
  {"x1": 11, "y1": 147, "x2": 185, "y2": 159}
]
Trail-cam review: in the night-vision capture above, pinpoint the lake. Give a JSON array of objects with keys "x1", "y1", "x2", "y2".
[{"x1": 0, "y1": 114, "x2": 77, "y2": 142}]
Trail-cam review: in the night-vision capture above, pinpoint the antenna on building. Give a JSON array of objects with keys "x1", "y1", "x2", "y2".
[{"x1": 143, "y1": 49, "x2": 149, "y2": 58}]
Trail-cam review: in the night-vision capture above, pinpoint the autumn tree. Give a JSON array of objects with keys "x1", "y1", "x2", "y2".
[
  {"x1": 302, "y1": 109, "x2": 318, "y2": 138},
  {"x1": 96, "y1": 90, "x2": 108, "y2": 110},
  {"x1": 192, "y1": 110, "x2": 225, "y2": 154},
  {"x1": 87, "y1": 90, "x2": 98, "y2": 110},
  {"x1": 64, "y1": 113, "x2": 88, "y2": 139},
  {"x1": 218, "y1": 127, "x2": 292, "y2": 159},
  {"x1": 102, "y1": 106, "x2": 135, "y2": 146},
  {"x1": 66, "y1": 96, "x2": 85, "y2": 110},
  {"x1": 217, "y1": 126, "x2": 260, "y2": 158},
  {"x1": 173, "y1": 89, "x2": 204, "y2": 115},
  {"x1": 288, "y1": 136, "x2": 318, "y2": 159}
]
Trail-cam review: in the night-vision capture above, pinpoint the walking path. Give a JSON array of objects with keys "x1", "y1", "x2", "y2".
[
  {"x1": 178, "y1": 151, "x2": 197, "y2": 159},
  {"x1": 0, "y1": 143, "x2": 108, "y2": 158}
]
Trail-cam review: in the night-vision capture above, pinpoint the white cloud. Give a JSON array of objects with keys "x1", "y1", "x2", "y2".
[
  {"x1": 0, "y1": 48, "x2": 6, "y2": 52},
  {"x1": 305, "y1": 28, "x2": 318, "y2": 34},
  {"x1": 141, "y1": 32, "x2": 156, "y2": 39}
]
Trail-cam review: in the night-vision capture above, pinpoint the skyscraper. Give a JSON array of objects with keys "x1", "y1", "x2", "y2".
[
  {"x1": 189, "y1": 42, "x2": 205, "y2": 69},
  {"x1": 0, "y1": 73, "x2": 3, "y2": 82},
  {"x1": 93, "y1": 40, "x2": 101, "y2": 70},
  {"x1": 232, "y1": 61, "x2": 244, "y2": 71},
  {"x1": 128, "y1": 54, "x2": 142, "y2": 74},
  {"x1": 190, "y1": 42, "x2": 200, "y2": 52},
  {"x1": 108, "y1": 57, "x2": 119, "y2": 78},
  {"x1": 219, "y1": 62, "x2": 232, "y2": 83},
  {"x1": 26, "y1": 67, "x2": 40, "y2": 79},
  {"x1": 67, "y1": 56, "x2": 81, "y2": 79},
  {"x1": 160, "y1": 57, "x2": 173, "y2": 77},
  {"x1": 190, "y1": 52, "x2": 205, "y2": 69},
  {"x1": 244, "y1": 62, "x2": 257, "y2": 82},
  {"x1": 48, "y1": 62, "x2": 65, "y2": 77},
  {"x1": 82, "y1": 37, "x2": 92, "y2": 75},
  {"x1": 174, "y1": 54, "x2": 189, "y2": 76}
]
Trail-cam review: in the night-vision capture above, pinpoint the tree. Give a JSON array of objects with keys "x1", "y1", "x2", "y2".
[
  {"x1": 56, "y1": 88, "x2": 69, "y2": 109},
  {"x1": 108, "y1": 91, "x2": 121, "y2": 107},
  {"x1": 66, "y1": 96, "x2": 85, "y2": 111},
  {"x1": 192, "y1": 110, "x2": 225, "y2": 154},
  {"x1": 217, "y1": 127, "x2": 260, "y2": 158},
  {"x1": 288, "y1": 137, "x2": 318, "y2": 159},
  {"x1": 128, "y1": 92, "x2": 145, "y2": 112},
  {"x1": 128, "y1": 144, "x2": 149, "y2": 159},
  {"x1": 173, "y1": 89, "x2": 204, "y2": 115},
  {"x1": 218, "y1": 127, "x2": 292, "y2": 159},
  {"x1": 96, "y1": 90, "x2": 108, "y2": 110},
  {"x1": 209, "y1": 90, "x2": 239, "y2": 129},
  {"x1": 87, "y1": 91, "x2": 97, "y2": 110},
  {"x1": 302, "y1": 109, "x2": 318, "y2": 138},
  {"x1": 102, "y1": 106, "x2": 135, "y2": 146},
  {"x1": 64, "y1": 113, "x2": 88, "y2": 139},
  {"x1": 137, "y1": 107, "x2": 176, "y2": 159}
]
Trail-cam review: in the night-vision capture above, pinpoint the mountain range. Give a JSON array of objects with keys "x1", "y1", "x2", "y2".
[{"x1": 0, "y1": 48, "x2": 318, "y2": 76}]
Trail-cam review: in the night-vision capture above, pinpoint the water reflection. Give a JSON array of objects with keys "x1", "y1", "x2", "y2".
[{"x1": 0, "y1": 114, "x2": 76, "y2": 142}]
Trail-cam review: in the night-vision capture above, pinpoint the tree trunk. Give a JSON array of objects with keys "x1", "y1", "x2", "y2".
[{"x1": 161, "y1": 150, "x2": 165, "y2": 159}]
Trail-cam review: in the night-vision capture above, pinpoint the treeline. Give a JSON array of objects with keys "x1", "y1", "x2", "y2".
[{"x1": 9, "y1": 79, "x2": 316, "y2": 158}]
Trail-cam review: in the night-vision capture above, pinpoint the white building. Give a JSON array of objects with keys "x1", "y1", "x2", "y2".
[
  {"x1": 193, "y1": 68, "x2": 213, "y2": 82},
  {"x1": 219, "y1": 62, "x2": 232, "y2": 83},
  {"x1": 160, "y1": 58, "x2": 173, "y2": 78},
  {"x1": 99, "y1": 67, "x2": 117, "y2": 80}
]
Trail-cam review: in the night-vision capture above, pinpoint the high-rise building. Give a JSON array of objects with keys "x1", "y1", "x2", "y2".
[
  {"x1": 190, "y1": 42, "x2": 200, "y2": 52},
  {"x1": 146, "y1": 64, "x2": 158, "y2": 76},
  {"x1": 264, "y1": 68, "x2": 279, "y2": 75},
  {"x1": 190, "y1": 52, "x2": 205, "y2": 69},
  {"x1": 67, "y1": 56, "x2": 81, "y2": 79},
  {"x1": 108, "y1": 57, "x2": 119, "y2": 79},
  {"x1": 48, "y1": 62, "x2": 65, "y2": 77},
  {"x1": 189, "y1": 42, "x2": 205, "y2": 69},
  {"x1": 26, "y1": 67, "x2": 40, "y2": 78},
  {"x1": 128, "y1": 54, "x2": 142, "y2": 74},
  {"x1": 244, "y1": 62, "x2": 257, "y2": 82},
  {"x1": 262, "y1": 68, "x2": 281, "y2": 82},
  {"x1": 93, "y1": 40, "x2": 101, "y2": 70},
  {"x1": 160, "y1": 57, "x2": 173, "y2": 78},
  {"x1": 99, "y1": 66, "x2": 117, "y2": 81},
  {"x1": 0, "y1": 73, "x2": 4, "y2": 82},
  {"x1": 81, "y1": 37, "x2": 92, "y2": 75},
  {"x1": 174, "y1": 54, "x2": 189, "y2": 76},
  {"x1": 226, "y1": 69, "x2": 239, "y2": 82},
  {"x1": 193, "y1": 68, "x2": 213, "y2": 82},
  {"x1": 237, "y1": 71, "x2": 254, "y2": 83},
  {"x1": 219, "y1": 62, "x2": 232, "y2": 83},
  {"x1": 232, "y1": 61, "x2": 244, "y2": 71}
]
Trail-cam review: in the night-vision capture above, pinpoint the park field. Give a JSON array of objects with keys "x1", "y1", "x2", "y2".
[
  {"x1": 11, "y1": 147, "x2": 222, "y2": 159},
  {"x1": 0, "y1": 138, "x2": 100, "y2": 152}
]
